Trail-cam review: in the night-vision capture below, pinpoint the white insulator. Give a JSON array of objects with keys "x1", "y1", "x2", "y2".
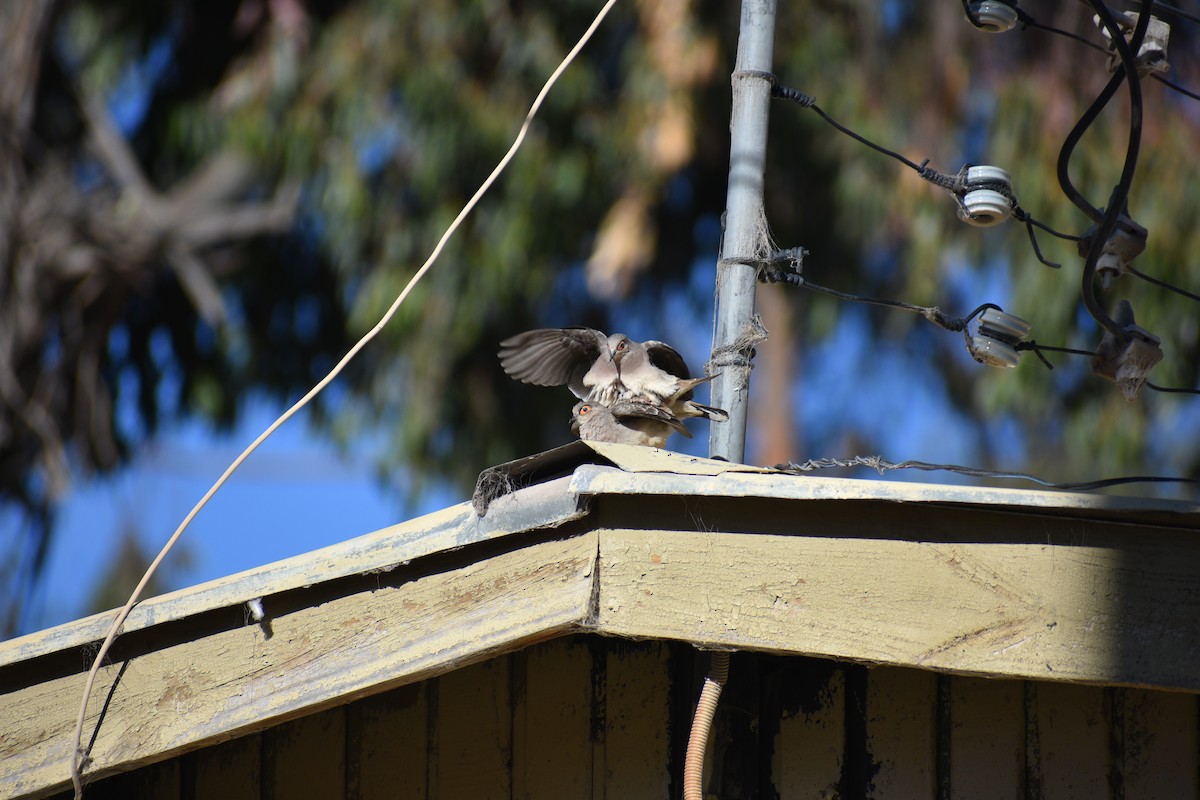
[
  {"x1": 978, "y1": 308, "x2": 1031, "y2": 340},
  {"x1": 970, "y1": 335, "x2": 1021, "y2": 368},
  {"x1": 969, "y1": 308, "x2": 1030, "y2": 368},
  {"x1": 968, "y1": 1, "x2": 1019, "y2": 33},
  {"x1": 957, "y1": 165, "x2": 1014, "y2": 227}
]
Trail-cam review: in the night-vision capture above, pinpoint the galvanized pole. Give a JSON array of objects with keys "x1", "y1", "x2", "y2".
[{"x1": 708, "y1": 0, "x2": 776, "y2": 463}]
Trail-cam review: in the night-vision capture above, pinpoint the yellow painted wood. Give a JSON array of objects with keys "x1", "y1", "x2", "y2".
[
  {"x1": 948, "y1": 677, "x2": 1023, "y2": 800},
  {"x1": 345, "y1": 683, "x2": 427, "y2": 800},
  {"x1": 771, "y1": 668, "x2": 844, "y2": 798},
  {"x1": 603, "y1": 642, "x2": 671, "y2": 800},
  {"x1": 512, "y1": 639, "x2": 593, "y2": 800},
  {"x1": 1034, "y1": 682, "x2": 1109, "y2": 798},
  {"x1": 189, "y1": 735, "x2": 261, "y2": 800},
  {"x1": 0, "y1": 535, "x2": 597, "y2": 800},
  {"x1": 1123, "y1": 689, "x2": 1199, "y2": 799},
  {"x1": 263, "y1": 707, "x2": 344, "y2": 800},
  {"x1": 866, "y1": 666, "x2": 936, "y2": 798},
  {"x1": 0, "y1": 477, "x2": 587, "y2": 671},
  {"x1": 433, "y1": 658, "x2": 511, "y2": 800},
  {"x1": 594, "y1": 528, "x2": 1200, "y2": 689}
]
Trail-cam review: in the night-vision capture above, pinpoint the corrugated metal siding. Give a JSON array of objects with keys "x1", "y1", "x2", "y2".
[{"x1": 60, "y1": 635, "x2": 1199, "y2": 800}]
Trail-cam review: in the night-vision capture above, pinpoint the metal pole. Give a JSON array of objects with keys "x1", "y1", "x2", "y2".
[{"x1": 708, "y1": 0, "x2": 776, "y2": 463}]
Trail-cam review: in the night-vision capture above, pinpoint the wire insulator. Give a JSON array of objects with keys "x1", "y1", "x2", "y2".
[
  {"x1": 957, "y1": 166, "x2": 1016, "y2": 227},
  {"x1": 967, "y1": 308, "x2": 1031, "y2": 368},
  {"x1": 966, "y1": 0, "x2": 1020, "y2": 32}
]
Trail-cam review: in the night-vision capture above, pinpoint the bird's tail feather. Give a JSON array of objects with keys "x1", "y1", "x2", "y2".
[{"x1": 681, "y1": 401, "x2": 729, "y2": 423}]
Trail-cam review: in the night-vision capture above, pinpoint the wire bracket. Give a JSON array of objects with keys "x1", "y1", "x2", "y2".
[
  {"x1": 751, "y1": 246, "x2": 808, "y2": 286},
  {"x1": 1095, "y1": 10, "x2": 1170, "y2": 77},
  {"x1": 1090, "y1": 300, "x2": 1163, "y2": 400},
  {"x1": 1077, "y1": 213, "x2": 1148, "y2": 290}
]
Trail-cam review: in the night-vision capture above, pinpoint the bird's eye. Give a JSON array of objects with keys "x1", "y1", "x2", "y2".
[
  {"x1": 580, "y1": 405, "x2": 592, "y2": 415},
  {"x1": 616, "y1": 340, "x2": 627, "y2": 351}
]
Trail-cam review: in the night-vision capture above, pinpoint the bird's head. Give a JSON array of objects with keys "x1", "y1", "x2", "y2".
[
  {"x1": 607, "y1": 333, "x2": 632, "y2": 363},
  {"x1": 570, "y1": 401, "x2": 591, "y2": 435}
]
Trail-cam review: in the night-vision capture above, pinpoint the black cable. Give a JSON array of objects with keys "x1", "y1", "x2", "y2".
[
  {"x1": 768, "y1": 260, "x2": 1197, "y2": 395},
  {"x1": 1016, "y1": 342, "x2": 1200, "y2": 396},
  {"x1": 773, "y1": 85, "x2": 928, "y2": 173},
  {"x1": 1017, "y1": 6, "x2": 1200, "y2": 104},
  {"x1": 960, "y1": 0, "x2": 983, "y2": 30},
  {"x1": 1018, "y1": 13, "x2": 1110, "y2": 52},
  {"x1": 1130, "y1": 0, "x2": 1200, "y2": 26},
  {"x1": 1017, "y1": 341, "x2": 1095, "y2": 359},
  {"x1": 1010, "y1": 207, "x2": 1086, "y2": 270},
  {"x1": 1146, "y1": 381, "x2": 1200, "y2": 395},
  {"x1": 1151, "y1": 73, "x2": 1200, "y2": 102},
  {"x1": 1074, "y1": 1, "x2": 1152, "y2": 339},
  {"x1": 774, "y1": 454, "x2": 1200, "y2": 493},
  {"x1": 1055, "y1": 69, "x2": 1124, "y2": 224},
  {"x1": 1014, "y1": 210, "x2": 1085, "y2": 242},
  {"x1": 792, "y1": 278, "x2": 982, "y2": 333},
  {"x1": 771, "y1": 81, "x2": 1078, "y2": 260},
  {"x1": 1126, "y1": 265, "x2": 1200, "y2": 302}
]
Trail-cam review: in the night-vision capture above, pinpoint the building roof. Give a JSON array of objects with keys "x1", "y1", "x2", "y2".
[{"x1": 3, "y1": 442, "x2": 1199, "y2": 799}]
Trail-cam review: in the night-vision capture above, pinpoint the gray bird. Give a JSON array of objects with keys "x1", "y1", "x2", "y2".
[
  {"x1": 570, "y1": 399, "x2": 692, "y2": 448},
  {"x1": 498, "y1": 327, "x2": 728, "y2": 422}
]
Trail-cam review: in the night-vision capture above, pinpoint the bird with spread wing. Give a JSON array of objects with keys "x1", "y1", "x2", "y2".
[{"x1": 498, "y1": 327, "x2": 728, "y2": 423}]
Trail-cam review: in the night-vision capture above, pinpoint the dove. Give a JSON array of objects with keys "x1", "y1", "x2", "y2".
[
  {"x1": 570, "y1": 399, "x2": 692, "y2": 448},
  {"x1": 498, "y1": 327, "x2": 729, "y2": 422}
]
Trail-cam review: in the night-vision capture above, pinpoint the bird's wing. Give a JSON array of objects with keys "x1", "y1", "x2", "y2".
[
  {"x1": 610, "y1": 399, "x2": 693, "y2": 438},
  {"x1": 642, "y1": 340, "x2": 707, "y2": 401},
  {"x1": 499, "y1": 327, "x2": 607, "y2": 398},
  {"x1": 643, "y1": 340, "x2": 692, "y2": 379}
]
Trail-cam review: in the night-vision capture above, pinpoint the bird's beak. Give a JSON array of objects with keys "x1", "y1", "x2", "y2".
[{"x1": 570, "y1": 416, "x2": 581, "y2": 434}]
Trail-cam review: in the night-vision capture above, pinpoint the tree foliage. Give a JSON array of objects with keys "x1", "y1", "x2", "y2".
[{"x1": 3, "y1": 0, "x2": 1199, "y2": 631}]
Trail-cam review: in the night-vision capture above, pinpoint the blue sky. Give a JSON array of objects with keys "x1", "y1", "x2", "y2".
[{"x1": 23, "y1": 398, "x2": 450, "y2": 633}]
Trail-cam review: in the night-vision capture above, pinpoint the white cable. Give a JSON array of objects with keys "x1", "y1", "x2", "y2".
[{"x1": 68, "y1": 2, "x2": 619, "y2": 796}]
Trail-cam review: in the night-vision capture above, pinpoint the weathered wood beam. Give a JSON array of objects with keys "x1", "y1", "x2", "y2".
[
  {"x1": 593, "y1": 528, "x2": 1200, "y2": 691},
  {"x1": 0, "y1": 476, "x2": 587, "y2": 670},
  {"x1": 0, "y1": 533, "x2": 598, "y2": 800}
]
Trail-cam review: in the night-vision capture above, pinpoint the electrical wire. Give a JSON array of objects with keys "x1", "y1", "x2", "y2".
[
  {"x1": 66, "y1": 2, "x2": 621, "y2": 797},
  {"x1": 774, "y1": 454, "x2": 1200, "y2": 493},
  {"x1": 1055, "y1": 70, "x2": 1125, "y2": 224},
  {"x1": 1018, "y1": 12, "x2": 1110, "y2": 52},
  {"x1": 1127, "y1": 265, "x2": 1200, "y2": 302},
  {"x1": 1016, "y1": 341, "x2": 1199, "y2": 395},
  {"x1": 763, "y1": 260, "x2": 1198, "y2": 396},
  {"x1": 1016, "y1": 341, "x2": 1095, "y2": 360},
  {"x1": 1152, "y1": 73, "x2": 1200, "y2": 101},
  {"x1": 794, "y1": 280, "x2": 991, "y2": 333},
  {"x1": 769, "y1": 79, "x2": 1078, "y2": 269},
  {"x1": 1146, "y1": 381, "x2": 1200, "y2": 395},
  {"x1": 1131, "y1": 0, "x2": 1200, "y2": 26},
  {"x1": 1068, "y1": 1, "x2": 1153, "y2": 340},
  {"x1": 1016, "y1": 5, "x2": 1200, "y2": 104}
]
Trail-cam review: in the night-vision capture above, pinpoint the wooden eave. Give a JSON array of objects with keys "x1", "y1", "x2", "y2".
[{"x1": 2, "y1": 442, "x2": 1199, "y2": 799}]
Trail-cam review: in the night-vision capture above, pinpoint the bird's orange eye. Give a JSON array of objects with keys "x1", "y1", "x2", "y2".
[
  {"x1": 616, "y1": 340, "x2": 627, "y2": 351},
  {"x1": 580, "y1": 405, "x2": 592, "y2": 415}
]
